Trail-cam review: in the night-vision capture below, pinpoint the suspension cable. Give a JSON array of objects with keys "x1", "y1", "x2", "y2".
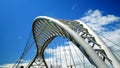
[
  {"x1": 50, "y1": 47, "x2": 52, "y2": 68},
  {"x1": 58, "y1": 36, "x2": 62, "y2": 68},
  {"x1": 71, "y1": 43, "x2": 85, "y2": 68},
  {"x1": 60, "y1": 46, "x2": 62, "y2": 68},
  {"x1": 12, "y1": 31, "x2": 35, "y2": 68},
  {"x1": 63, "y1": 46, "x2": 68, "y2": 68},
  {"x1": 101, "y1": 35, "x2": 120, "y2": 58},
  {"x1": 101, "y1": 35, "x2": 120, "y2": 47},
  {"x1": 68, "y1": 41, "x2": 76, "y2": 68}
]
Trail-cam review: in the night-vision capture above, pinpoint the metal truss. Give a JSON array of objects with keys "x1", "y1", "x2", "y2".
[{"x1": 27, "y1": 16, "x2": 120, "y2": 68}]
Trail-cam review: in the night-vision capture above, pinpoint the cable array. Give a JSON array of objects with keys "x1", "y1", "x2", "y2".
[
  {"x1": 12, "y1": 31, "x2": 36, "y2": 68},
  {"x1": 100, "y1": 35, "x2": 120, "y2": 60},
  {"x1": 44, "y1": 36, "x2": 95, "y2": 68}
]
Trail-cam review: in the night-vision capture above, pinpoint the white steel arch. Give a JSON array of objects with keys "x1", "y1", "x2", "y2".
[
  {"x1": 28, "y1": 16, "x2": 120, "y2": 68},
  {"x1": 76, "y1": 20, "x2": 120, "y2": 68}
]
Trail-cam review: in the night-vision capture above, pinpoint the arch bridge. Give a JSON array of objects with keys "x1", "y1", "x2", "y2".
[{"x1": 13, "y1": 16, "x2": 120, "y2": 68}]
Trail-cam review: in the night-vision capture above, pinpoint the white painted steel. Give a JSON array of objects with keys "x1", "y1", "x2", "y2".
[
  {"x1": 34, "y1": 16, "x2": 108, "y2": 68},
  {"x1": 76, "y1": 20, "x2": 120, "y2": 68}
]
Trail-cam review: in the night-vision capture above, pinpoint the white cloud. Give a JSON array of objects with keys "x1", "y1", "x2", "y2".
[
  {"x1": 0, "y1": 64, "x2": 13, "y2": 68},
  {"x1": 80, "y1": 9, "x2": 120, "y2": 46},
  {"x1": 0, "y1": 63, "x2": 28, "y2": 68},
  {"x1": 80, "y1": 9, "x2": 120, "y2": 61},
  {"x1": 80, "y1": 10, "x2": 120, "y2": 33},
  {"x1": 44, "y1": 42, "x2": 94, "y2": 68},
  {"x1": 80, "y1": 9, "x2": 120, "y2": 47}
]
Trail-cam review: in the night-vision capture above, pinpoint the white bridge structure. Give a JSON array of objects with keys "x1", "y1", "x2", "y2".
[{"x1": 13, "y1": 16, "x2": 120, "y2": 68}]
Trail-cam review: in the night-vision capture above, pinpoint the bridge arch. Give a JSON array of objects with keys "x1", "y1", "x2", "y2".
[{"x1": 31, "y1": 16, "x2": 108, "y2": 68}]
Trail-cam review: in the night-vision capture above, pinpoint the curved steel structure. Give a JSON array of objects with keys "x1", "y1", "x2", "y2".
[{"x1": 27, "y1": 16, "x2": 120, "y2": 68}]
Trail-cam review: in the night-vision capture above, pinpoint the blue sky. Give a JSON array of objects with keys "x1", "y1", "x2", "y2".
[{"x1": 0, "y1": 0, "x2": 120, "y2": 66}]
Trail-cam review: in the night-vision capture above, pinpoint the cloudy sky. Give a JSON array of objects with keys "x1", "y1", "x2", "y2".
[{"x1": 0, "y1": 0, "x2": 120, "y2": 68}]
